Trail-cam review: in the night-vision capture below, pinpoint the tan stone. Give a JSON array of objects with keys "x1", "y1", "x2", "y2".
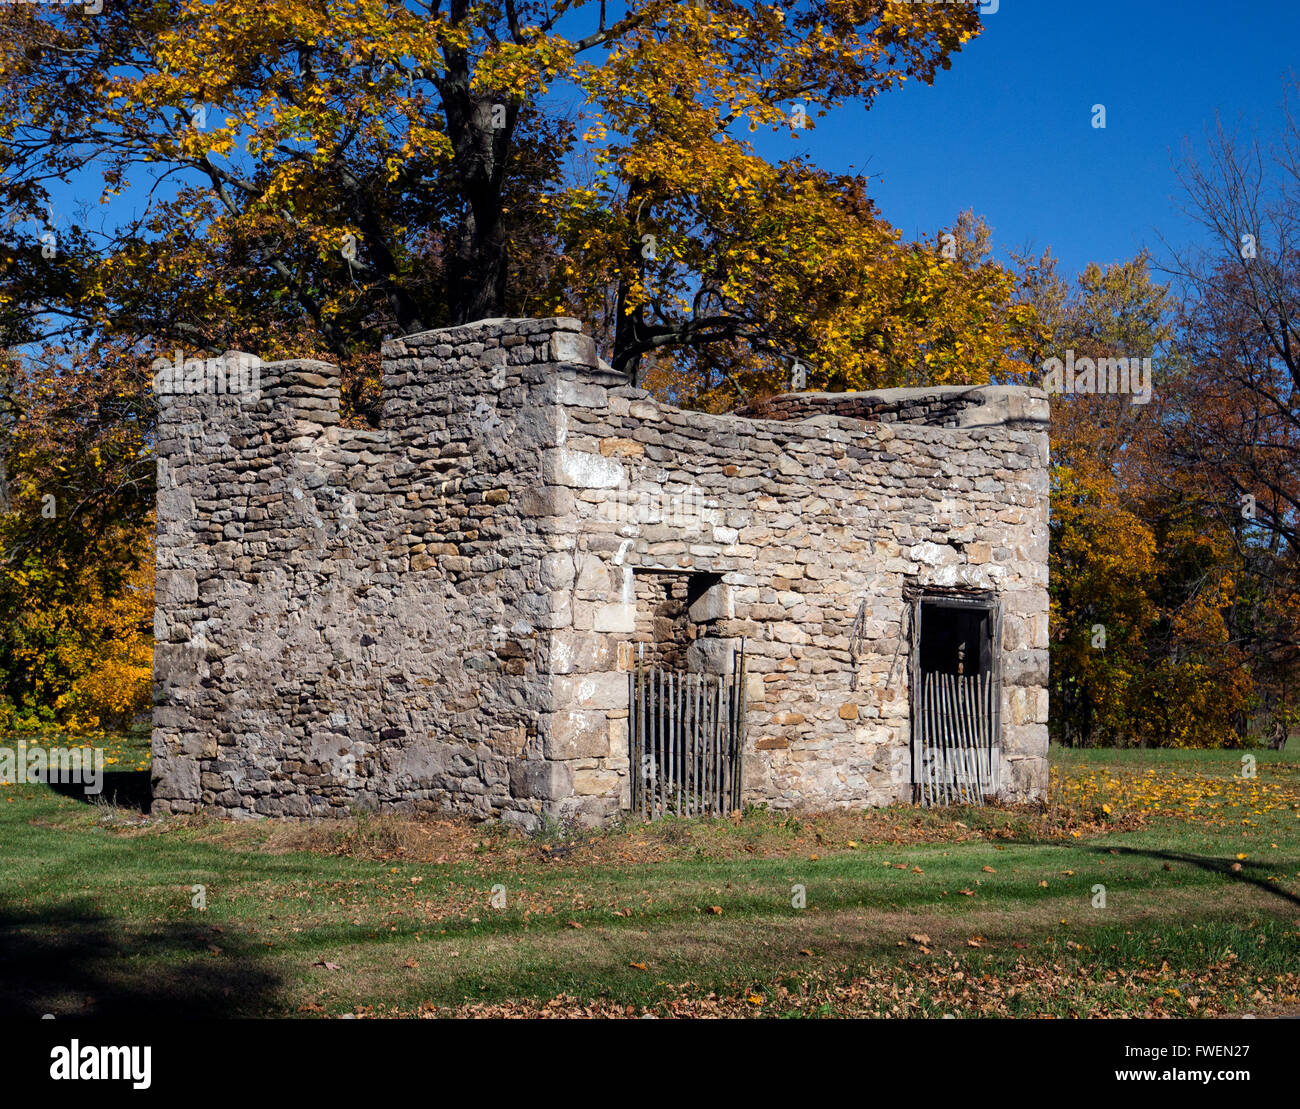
[
  {"x1": 755, "y1": 736, "x2": 790, "y2": 750},
  {"x1": 573, "y1": 769, "x2": 622, "y2": 797},
  {"x1": 600, "y1": 437, "x2": 645, "y2": 457}
]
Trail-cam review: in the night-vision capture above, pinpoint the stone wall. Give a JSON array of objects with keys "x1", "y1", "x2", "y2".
[
  {"x1": 154, "y1": 319, "x2": 603, "y2": 824},
  {"x1": 154, "y1": 317, "x2": 1050, "y2": 825}
]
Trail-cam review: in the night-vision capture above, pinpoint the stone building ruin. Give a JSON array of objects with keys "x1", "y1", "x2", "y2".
[{"x1": 152, "y1": 317, "x2": 1050, "y2": 826}]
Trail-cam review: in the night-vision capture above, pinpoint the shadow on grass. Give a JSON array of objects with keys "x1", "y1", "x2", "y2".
[
  {"x1": 0, "y1": 901, "x2": 280, "y2": 1017},
  {"x1": 47, "y1": 770, "x2": 152, "y2": 813},
  {"x1": 1059, "y1": 842, "x2": 1300, "y2": 909}
]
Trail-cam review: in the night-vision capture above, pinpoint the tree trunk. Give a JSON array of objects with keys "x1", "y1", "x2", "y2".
[
  {"x1": 439, "y1": 4, "x2": 514, "y2": 326},
  {"x1": 447, "y1": 192, "x2": 509, "y2": 324}
]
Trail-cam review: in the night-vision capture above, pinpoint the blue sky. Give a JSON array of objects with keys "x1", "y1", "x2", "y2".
[
  {"x1": 35, "y1": 1, "x2": 1300, "y2": 295},
  {"x1": 753, "y1": 0, "x2": 1300, "y2": 282}
]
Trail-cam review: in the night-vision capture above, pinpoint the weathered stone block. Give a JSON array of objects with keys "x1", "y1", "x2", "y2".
[
  {"x1": 152, "y1": 753, "x2": 201, "y2": 801},
  {"x1": 156, "y1": 569, "x2": 198, "y2": 605},
  {"x1": 593, "y1": 603, "x2": 636, "y2": 633},
  {"x1": 545, "y1": 710, "x2": 611, "y2": 760},
  {"x1": 549, "y1": 330, "x2": 598, "y2": 367},
  {"x1": 688, "y1": 583, "x2": 734, "y2": 623},
  {"x1": 509, "y1": 759, "x2": 573, "y2": 801},
  {"x1": 547, "y1": 448, "x2": 626, "y2": 489},
  {"x1": 553, "y1": 672, "x2": 628, "y2": 712}
]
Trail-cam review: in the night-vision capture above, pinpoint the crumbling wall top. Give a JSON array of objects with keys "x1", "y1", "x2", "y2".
[{"x1": 736, "y1": 384, "x2": 1048, "y2": 430}]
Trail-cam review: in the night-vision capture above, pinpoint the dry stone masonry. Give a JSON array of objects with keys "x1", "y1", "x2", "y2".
[{"x1": 153, "y1": 317, "x2": 1050, "y2": 826}]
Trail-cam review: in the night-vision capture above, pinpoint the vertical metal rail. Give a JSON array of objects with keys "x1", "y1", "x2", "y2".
[
  {"x1": 734, "y1": 639, "x2": 747, "y2": 812},
  {"x1": 676, "y1": 670, "x2": 686, "y2": 816},
  {"x1": 629, "y1": 664, "x2": 639, "y2": 817},
  {"x1": 707, "y1": 670, "x2": 717, "y2": 811},
  {"x1": 651, "y1": 665, "x2": 660, "y2": 819},
  {"x1": 920, "y1": 671, "x2": 931, "y2": 807},
  {"x1": 717, "y1": 670, "x2": 728, "y2": 811}
]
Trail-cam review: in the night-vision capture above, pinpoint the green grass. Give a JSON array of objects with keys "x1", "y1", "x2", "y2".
[
  {"x1": 1053, "y1": 744, "x2": 1293, "y2": 768},
  {"x1": 0, "y1": 724, "x2": 152, "y2": 775},
  {"x1": 1, "y1": 742, "x2": 1298, "y2": 1017}
]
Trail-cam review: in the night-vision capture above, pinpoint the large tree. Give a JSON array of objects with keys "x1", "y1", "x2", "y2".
[
  {"x1": 1171, "y1": 103, "x2": 1300, "y2": 552},
  {"x1": 1165, "y1": 93, "x2": 1300, "y2": 737},
  {"x1": 0, "y1": 0, "x2": 998, "y2": 380}
]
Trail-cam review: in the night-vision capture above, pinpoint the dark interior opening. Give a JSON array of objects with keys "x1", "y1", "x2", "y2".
[
  {"x1": 632, "y1": 570, "x2": 722, "y2": 670},
  {"x1": 919, "y1": 601, "x2": 994, "y2": 677},
  {"x1": 686, "y1": 572, "x2": 723, "y2": 612},
  {"x1": 912, "y1": 594, "x2": 1001, "y2": 805}
]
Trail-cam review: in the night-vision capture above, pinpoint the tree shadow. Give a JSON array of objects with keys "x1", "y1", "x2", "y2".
[
  {"x1": 0, "y1": 900, "x2": 281, "y2": 1017},
  {"x1": 1050, "y1": 841, "x2": 1300, "y2": 909}
]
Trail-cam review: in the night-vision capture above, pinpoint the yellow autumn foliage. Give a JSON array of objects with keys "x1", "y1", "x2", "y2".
[{"x1": 1, "y1": 528, "x2": 153, "y2": 734}]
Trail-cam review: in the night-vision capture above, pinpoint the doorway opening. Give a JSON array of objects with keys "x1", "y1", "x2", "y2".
[
  {"x1": 628, "y1": 569, "x2": 744, "y2": 818},
  {"x1": 910, "y1": 592, "x2": 1001, "y2": 805}
]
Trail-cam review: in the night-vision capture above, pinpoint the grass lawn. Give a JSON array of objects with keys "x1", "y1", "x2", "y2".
[{"x1": 1, "y1": 740, "x2": 1298, "y2": 1018}]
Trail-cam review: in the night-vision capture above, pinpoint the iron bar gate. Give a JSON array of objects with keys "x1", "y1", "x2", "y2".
[
  {"x1": 916, "y1": 670, "x2": 998, "y2": 807},
  {"x1": 629, "y1": 642, "x2": 748, "y2": 819}
]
